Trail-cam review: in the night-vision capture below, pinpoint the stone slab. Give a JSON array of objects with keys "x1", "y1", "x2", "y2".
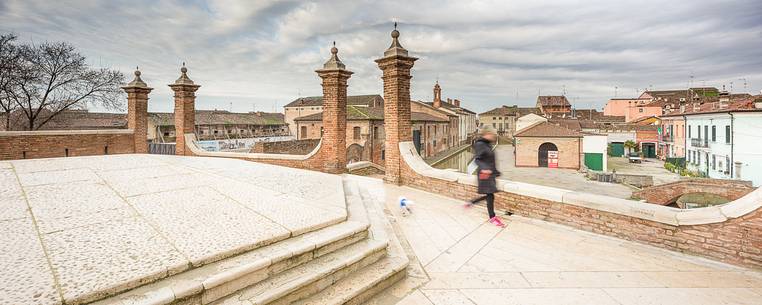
[
  {"x1": 0, "y1": 154, "x2": 347, "y2": 304},
  {"x1": 458, "y1": 288, "x2": 621, "y2": 305},
  {"x1": 0, "y1": 218, "x2": 61, "y2": 305},
  {"x1": 128, "y1": 187, "x2": 291, "y2": 265},
  {"x1": 603, "y1": 287, "x2": 762, "y2": 305},
  {"x1": 44, "y1": 216, "x2": 188, "y2": 304}
]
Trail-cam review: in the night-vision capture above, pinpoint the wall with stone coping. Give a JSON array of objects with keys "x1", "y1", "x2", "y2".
[
  {"x1": 634, "y1": 179, "x2": 755, "y2": 205},
  {"x1": 250, "y1": 139, "x2": 320, "y2": 155},
  {"x1": 396, "y1": 141, "x2": 762, "y2": 269},
  {"x1": 184, "y1": 133, "x2": 345, "y2": 173},
  {"x1": 0, "y1": 130, "x2": 135, "y2": 160},
  {"x1": 347, "y1": 161, "x2": 385, "y2": 176}
]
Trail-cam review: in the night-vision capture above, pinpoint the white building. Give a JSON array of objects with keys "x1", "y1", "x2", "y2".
[{"x1": 684, "y1": 98, "x2": 762, "y2": 186}]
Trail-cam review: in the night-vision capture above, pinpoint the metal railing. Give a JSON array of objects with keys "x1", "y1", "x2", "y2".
[{"x1": 690, "y1": 138, "x2": 708, "y2": 148}]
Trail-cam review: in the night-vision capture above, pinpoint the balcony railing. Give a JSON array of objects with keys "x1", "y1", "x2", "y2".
[{"x1": 690, "y1": 138, "x2": 708, "y2": 148}]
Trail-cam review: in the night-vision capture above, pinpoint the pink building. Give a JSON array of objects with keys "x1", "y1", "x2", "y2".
[
  {"x1": 658, "y1": 115, "x2": 685, "y2": 159},
  {"x1": 603, "y1": 98, "x2": 661, "y2": 122}
]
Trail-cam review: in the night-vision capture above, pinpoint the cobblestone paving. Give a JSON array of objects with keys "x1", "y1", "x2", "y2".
[
  {"x1": 0, "y1": 154, "x2": 347, "y2": 305},
  {"x1": 380, "y1": 184, "x2": 762, "y2": 305}
]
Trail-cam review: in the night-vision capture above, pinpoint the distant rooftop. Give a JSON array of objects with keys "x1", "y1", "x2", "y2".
[{"x1": 284, "y1": 95, "x2": 383, "y2": 108}]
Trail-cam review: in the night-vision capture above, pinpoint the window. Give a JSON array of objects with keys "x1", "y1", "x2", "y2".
[
  {"x1": 492, "y1": 123, "x2": 496, "y2": 128},
  {"x1": 697, "y1": 125, "x2": 701, "y2": 139},
  {"x1": 725, "y1": 125, "x2": 731, "y2": 144},
  {"x1": 711, "y1": 125, "x2": 716, "y2": 142},
  {"x1": 712, "y1": 155, "x2": 716, "y2": 170},
  {"x1": 373, "y1": 126, "x2": 379, "y2": 140},
  {"x1": 214, "y1": 130, "x2": 219, "y2": 134},
  {"x1": 639, "y1": 108, "x2": 644, "y2": 113},
  {"x1": 688, "y1": 125, "x2": 691, "y2": 138},
  {"x1": 163, "y1": 132, "x2": 170, "y2": 136},
  {"x1": 320, "y1": 127, "x2": 324, "y2": 137},
  {"x1": 704, "y1": 125, "x2": 708, "y2": 142},
  {"x1": 353, "y1": 127, "x2": 361, "y2": 140},
  {"x1": 300, "y1": 126, "x2": 307, "y2": 138}
]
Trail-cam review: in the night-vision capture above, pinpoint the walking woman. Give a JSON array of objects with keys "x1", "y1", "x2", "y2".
[{"x1": 464, "y1": 126, "x2": 506, "y2": 227}]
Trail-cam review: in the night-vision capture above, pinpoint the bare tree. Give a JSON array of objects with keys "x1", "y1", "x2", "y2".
[
  {"x1": 0, "y1": 33, "x2": 21, "y2": 130},
  {"x1": 1, "y1": 36, "x2": 125, "y2": 130}
]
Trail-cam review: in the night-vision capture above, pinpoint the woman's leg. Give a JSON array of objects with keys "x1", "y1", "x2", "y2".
[
  {"x1": 470, "y1": 195, "x2": 488, "y2": 204},
  {"x1": 486, "y1": 193, "x2": 496, "y2": 218}
]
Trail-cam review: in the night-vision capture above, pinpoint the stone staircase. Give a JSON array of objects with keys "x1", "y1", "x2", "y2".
[{"x1": 94, "y1": 176, "x2": 408, "y2": 305}]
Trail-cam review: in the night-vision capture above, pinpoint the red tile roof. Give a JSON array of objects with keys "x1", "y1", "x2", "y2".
[{"x1": 515, "y1": 121, "x2": 582, "y2": 138}]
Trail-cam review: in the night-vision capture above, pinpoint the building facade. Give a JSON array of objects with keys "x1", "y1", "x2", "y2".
[
  {"x1": 536, "y1": 96, "x2": 572, "y2": 117},
  {"x1": 479, "y1": 105, "x2": 541, "y2": 138},
  {"x1": 283, "y1": 95, "x2": 384, "y2": 136},
  {"x1": 424, "y1": 82, "x2": 478, "y2": 144},
  {"x1": 147, "y1": 110, "x2": 289, "y2": 144},
  {"x1": 683, "y1": 99, "x2": 762, "y2": 185},
  {"x1": 294, "y1": 104, "x2": 454, "y2": 164},
  {"x1": 514, "y1": 121, "x2": 582, "y2": 169}
]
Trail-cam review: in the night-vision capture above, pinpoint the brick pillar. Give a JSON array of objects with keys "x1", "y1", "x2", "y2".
[
  {"x1": 376, "y1": 25, "x2": 417, "y2": 184},
  {"x1": 168, "y1": 64, "x2": 200, "y2": 156},
  {"x1": 316, "y1": 43, "x2": 353, "y2": 173},
  {"x1": 122, "y1": 68, "x2": 153, "y2": 153}
]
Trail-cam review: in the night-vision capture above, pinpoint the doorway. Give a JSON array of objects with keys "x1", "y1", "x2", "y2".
[{"x1": 538, "y1": 142, "x2": 558, "y2": 167}]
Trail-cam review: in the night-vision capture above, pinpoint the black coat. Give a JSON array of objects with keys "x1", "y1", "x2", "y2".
[{"x1": 473, "y1": 138, "x2": 500, "y2": 194}]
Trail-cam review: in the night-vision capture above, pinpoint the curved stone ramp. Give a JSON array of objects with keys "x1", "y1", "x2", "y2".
[{"x1": 210, "y1": 177, "x2": 410, "y2": 305}]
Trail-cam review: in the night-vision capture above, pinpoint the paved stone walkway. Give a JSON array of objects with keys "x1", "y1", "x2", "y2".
[
  {"x1": 0, "y1": 155, "x2": 346, "y2": 305},
  {"x1": 371, "y1": 182, "x2": 762, "y2": 305}
]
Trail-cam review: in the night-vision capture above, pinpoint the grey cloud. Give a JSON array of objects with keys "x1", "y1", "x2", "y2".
[{"x1": 0, "y1": 0, "x2": 760, "y2": 114}]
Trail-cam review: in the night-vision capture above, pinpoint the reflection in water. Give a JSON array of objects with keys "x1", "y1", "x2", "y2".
[{"x1": 431, "y1": 147, "x2": 474, "y2": 173}]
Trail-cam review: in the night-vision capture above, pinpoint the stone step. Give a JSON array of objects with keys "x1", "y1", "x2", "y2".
[
  {"x1": 215, "y1": 239, "x2": 389, "y2": 305},
  {"x1": 93, "y1": 220, "x2": 370, "y2": 305},
  {"x1": 292, "y1": 256, "x2": 409, "y2": 305},
  {"x1": 284, "y1": 176, "x2": 411, "y2": 305}
]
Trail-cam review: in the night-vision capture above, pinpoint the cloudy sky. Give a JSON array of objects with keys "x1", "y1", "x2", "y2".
[{"x1": 1, "y1": 0, "x2": 761, "y2": 114}]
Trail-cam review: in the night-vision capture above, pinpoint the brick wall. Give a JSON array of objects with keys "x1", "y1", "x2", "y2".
[
  {"x1": 0, "y1": 131, "x2": 135, "y2": 160},
  {"x1": 515, "y1": 137, "x2": 581, "y2": 169},
  {"x1": 634, "y1": 179, "x2": 755, "y2": 205},
  {"x1": 398, "y1": 151, "x2": 762, "y2": 269},
  {"x1": 250, "y1": 139, "x2": 320, "y2": 155}
]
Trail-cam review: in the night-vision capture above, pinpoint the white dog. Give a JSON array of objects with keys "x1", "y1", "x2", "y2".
[{"x1": 398, "y1": 196, "x2": 414, "y2": 216}]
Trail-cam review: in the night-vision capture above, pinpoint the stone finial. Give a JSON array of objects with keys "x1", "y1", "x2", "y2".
[
  {"x1": 384, "y1": 22, "x2": 409, "y2": 57},
  {"x1": 321, "y1": 41, "x2": 346, "y2": 70},
  {"x1": 173, "y1": 62, "x2": 195, "y2": 85},
  {"x1": 124, "y1": 66, "x2": 148, "y2": 88}
]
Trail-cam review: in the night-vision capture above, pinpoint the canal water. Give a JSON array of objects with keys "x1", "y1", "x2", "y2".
[{"x1": 430, "y1": 147, "x2": 475, "y2": 173}]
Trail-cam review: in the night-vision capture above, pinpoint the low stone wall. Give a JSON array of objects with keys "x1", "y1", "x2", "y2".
[
  {"x1": 616, "y1": 173, "x2": 654, "y2": 188},
  {"x1": 0, "y1": 130, "x2": 135, "y2": 160},
  {"x1": 347, "y1": 161, "x2": 385, "y2": 176},
  {"x1": 397, "y1": 141, "x2": 762, "y2": 269},
  {"x1": 184, "y1": 134, "x2": 343, "y2": 174},
  {"x1": 250, "y1": 139, "x2": 320, "y2": 155},
  {"x1": 634, "y1": 179, "x2": 755, "y2": 205}
]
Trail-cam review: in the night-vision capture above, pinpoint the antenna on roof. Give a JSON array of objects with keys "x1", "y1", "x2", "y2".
[
  {"x1": 562, "y1": 85, "x2": 567, "y2": 96},
  {"x1": 738, "y1": 78, "x2": 748, "y2": 90},
  {"x1": 614, "y1": 86, "x2": 618, "y2": 98}
]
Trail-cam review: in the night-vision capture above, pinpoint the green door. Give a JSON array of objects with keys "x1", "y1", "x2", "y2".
[
  {"x1": 584, "y1": 153, "x2": 604, "y2": 171},
  {"x1": 609, "y1": 142, "x2": 624, "y2": 157},
  {"x1": 643, "y1": 143, "x2": 656, "y2": 158}
]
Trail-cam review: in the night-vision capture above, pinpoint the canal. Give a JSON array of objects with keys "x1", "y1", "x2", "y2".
[{"x1": 430, "y1": 146, "x2": 475, "y2": 173}]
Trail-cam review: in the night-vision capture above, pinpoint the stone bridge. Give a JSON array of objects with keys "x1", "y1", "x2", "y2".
[{"x1": 633, "y1": 178, "x2": 756, "y2": 205}]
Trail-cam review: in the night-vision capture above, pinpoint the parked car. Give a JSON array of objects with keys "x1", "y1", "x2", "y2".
[{"x1": 628, "y1": 152, "x2": 643, "y2": 163}]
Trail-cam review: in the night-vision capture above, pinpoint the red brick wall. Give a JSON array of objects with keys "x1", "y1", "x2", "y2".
[
  {"x1": 399, "y1": 161, "x2": 762, "y2": 269},
  {"x1": 0, "y1": 132, "x2": 135, "y2": 160}
]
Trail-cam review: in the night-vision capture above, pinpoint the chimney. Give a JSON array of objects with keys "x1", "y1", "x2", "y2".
[{"x1": 454, "y1": 99, "x2": 460, "y2": 107}]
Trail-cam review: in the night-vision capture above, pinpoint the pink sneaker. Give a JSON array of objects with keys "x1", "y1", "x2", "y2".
[
  {"x1": 489, "y1": 217, "x2": 506, "y2": 227},
  {"x1": 463, "y1": 202, "x2": 473, "y2": 209}
]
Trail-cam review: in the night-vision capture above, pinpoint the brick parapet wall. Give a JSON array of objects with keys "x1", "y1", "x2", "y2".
[
  {"x1": 250, "y1": 139, "x2": 320, "y2": 155},
  {"x1": 397, "y1": 142, "x2": 762, "y2": 269},
  {"x1": 376, "y1": 55, "x2": 416, "y2": 184},
  {"x1": 0, "y1": 130, "x2": 135, "y2": 160},
  {"x1": 183, "y1": 133, "x2": 343, "y2": 173},
  {"x1": 634, "y1": 179, "x2": 756, "y2": 205}
]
